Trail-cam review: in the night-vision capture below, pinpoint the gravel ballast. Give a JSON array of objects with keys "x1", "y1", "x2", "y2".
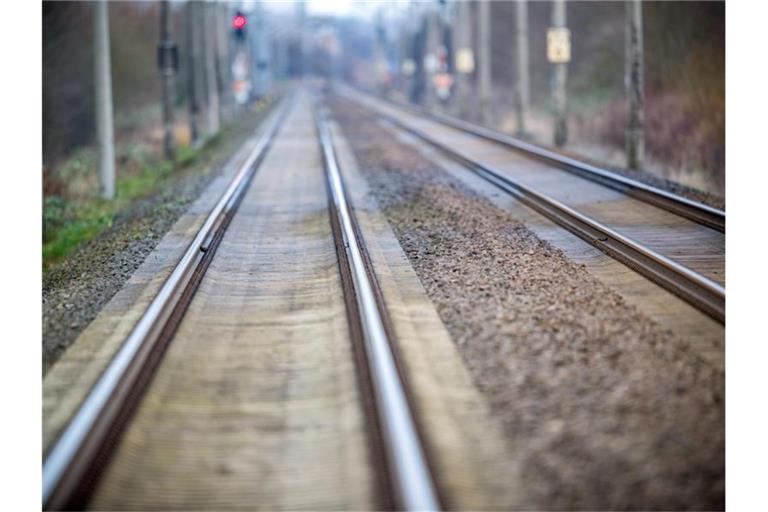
[
  {"x1": 42, "y1": 105, "x2": 274, "y2": 374},
  {"x1": 331, "y1": 98, "x2": 724, "y2": 510}
]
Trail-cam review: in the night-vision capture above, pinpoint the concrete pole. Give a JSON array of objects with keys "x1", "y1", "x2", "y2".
[
  {"x1": 515, "y1": 0, "x2": 530, "y2": 137},
  {"x1": 159, "y1": 0, "x2": 176, "y2": 160},
  {"x1": 215, "y1": 2, "x2": 232, "y2": 122},
  {"x1": 297, "y1": 1, "x2": 309, "y2": 78},
  {"x1": 451, "y1": 0, "x2": 472, "y2": 119},
  {"x1": 277, "y1": 34, "x2": 288, "y2": 81},
  {"x1": 196, "y1": 2, "x2": 210, "y2": 134},
  {"x1": 254, "y1": 3, "x2": 271, "y2": 98},
  {"x1": 626, "y1": 0, "x2": 645, "y2": 169},
  {"x1": 478, "y1": 0, "x2": 492, "y2": 126},
  {"x1": 204, "y1": 1, "x2": 220, "y2": 134},
  {"x1": 552, "y1": 0, "x2": 568, "y2": 147},
  {"x1": 411, "y1": 18, "x2": 425, "y2": 104},
  {"x1": 185, "y1": 1, "x2": 199, "y2": 146},
  {"x1": 193, "y1": 1, "x2": 208, "y2": 131},
  {"x1": 93, "y1": 0, "x2": 115, "y2": 199},
  {"x1": 374, "y1": 10, "x2": 387, "y2": 96},
  {"x1": 423, "y1": 9, "x2": 440, "y2": 109}
]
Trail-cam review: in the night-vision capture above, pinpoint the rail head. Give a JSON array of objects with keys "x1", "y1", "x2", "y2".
[{"x1": 314, "y1": 101, "x2": 441, "y2": 511}]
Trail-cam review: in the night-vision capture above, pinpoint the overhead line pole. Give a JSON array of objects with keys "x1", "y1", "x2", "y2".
[
  {"x1": 626, "y1": 0, "x2": 645, "y2": 170},
  {"x1": 515, "y1": 0, "x2": 530, "y2": 137},
  {"x1": 551, "y1": 0, "x2": 568, "y2": 147},
  {"x1": 451, "y1": 0, "x2": 473, "y2": 119},
  {"x1": 215, "y1": 1, "x2": 233, "y2": 122},
  {"x1": 478, "y1": 0, "x2": 492, "y2": 126},
  {"x1": 185, "y1": 1, "x2": 199, "y2": 146},
  {"x1": 93, "y1": 0, "x2": 115, "y2": 199},
  {"x1": 158, "y1": 0, "x2": 177, "y2": 160},
  {"x1": 204, "y1": 1, "x2": 220, "y2": 134},
  {"x1": 423, "y1": 8, "x2": 440, "y2": 110}
]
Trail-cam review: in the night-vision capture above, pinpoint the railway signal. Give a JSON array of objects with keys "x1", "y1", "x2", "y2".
[{"x1": 232, "y1": 11, "x2": 247, "y2": 40}]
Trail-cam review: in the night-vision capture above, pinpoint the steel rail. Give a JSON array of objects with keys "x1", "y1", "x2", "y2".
[
  {"x1": 42, "y1": 96, "x2": 293, "y2": 510},
  {"x1": 343, "y1": 86, "x2": 725, "y2": 232},
  {"x1": 361, "y1": 102, "x2": 725, "y2": 324},
  {"x1": 315, "y1": 105, "x2": 441, "y2": 511}
]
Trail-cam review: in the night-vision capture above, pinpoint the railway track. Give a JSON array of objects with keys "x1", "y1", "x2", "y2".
[
  {"x1": 43, "y1": 94, "x2": 293, "y2": 510},
  {"x1": 42, "y1": 87, "x2": 724, "y2": 510},
  {"x1": 316, "y1": 103, "x2": 440, "y2": 510},
  {"x1": 347, "y1": 87, "x2": 725, "y2": 232},
  {"x1": 337, "y1": 87, "x2": 725, "y2": 324},
  {"x1": 43, "y1": 93, "x2": 440, "y2": 510}
]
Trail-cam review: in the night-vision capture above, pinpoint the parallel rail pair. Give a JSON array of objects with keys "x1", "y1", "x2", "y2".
[
  {"x1": 341, "y1": 90, "x2": 725, "y2": 323},
  {"x1": 373, "y1": 91, "x2": 725, "y2": 232},
  {"x1": 43, "y1": 95, "x2": 440, "y2": 511}
]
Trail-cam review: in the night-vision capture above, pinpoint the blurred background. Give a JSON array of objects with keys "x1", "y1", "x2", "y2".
[
  {"x1": 333, "y1": 1, "x2": 724, "y2": 197},
  {"x1": 43, "y1": 1, "x2": 724, "y2": 262}
]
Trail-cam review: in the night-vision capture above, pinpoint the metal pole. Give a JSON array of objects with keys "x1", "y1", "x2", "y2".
[
  {"x1": 185, "y1": 1, "x2": 199, "y2": 146},
  {"x1": 215, "y1": 1, "x2": 232, "y2": 122},
  {"x1": 411, "y1": 15, "x2": 425, "y2": 104},
  {"x1": 552, "y1": 0, "x2": 568, "y2": 147},
  {"x1": 515, "y1": 0, "x2": 530, "y2": 137},
  {"x1": 423, "y1": 9, "x2": 439, "y2": 109},
  {"x1": 159, "y1": 0, "x2": 176, "y2": 160},
  {"x1": 626, "y1": 0, "x2": 645, "y2": 169},
  {"x1": 204, "y1": 1, "x2": 220, "y2": 134},
  {"x1": 193, "y1": 1, "x2": 209, "y2": 134},
  {"x1": 93, "y1": 1, "x2": 115, "y2": 199},
  {"x1": 298, "y1": 1, "x2": 308, "y2": 78},
  {"x1": 451, "y1": 0, "x2": 472, "y2": 119},
  {"x1": 478, "y1": 0, "x2": 492, "y2": 126},
  {"x1": 254, "y1": 3, "x2": 271, "y2": 98}
]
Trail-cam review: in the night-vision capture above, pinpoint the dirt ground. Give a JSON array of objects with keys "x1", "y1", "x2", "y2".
[{"x1": 331, "y1": 97, "x2": 724, "y2": 511}]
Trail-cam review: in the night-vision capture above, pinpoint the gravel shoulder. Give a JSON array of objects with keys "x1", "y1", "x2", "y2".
[
  {"x1": 42, "y1": 104, "x2": 275, "y2": 374},
  {"x1": 331, "y1": 98, "x2": 724, "y2": 510}
]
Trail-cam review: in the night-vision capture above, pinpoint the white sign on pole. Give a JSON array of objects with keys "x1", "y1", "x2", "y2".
[
  {"x1": 402, "y1": 59, "x2": 416, "y2": 76},
  {"x1": 424, "y1": 53, "x2": 438, "y2": 74},
  {"x1": 547, "y1": 27, "x2": 571, "y2": 63},
  {"x1": 455, "y1": 48, "x2": 475, "y2": 74}
]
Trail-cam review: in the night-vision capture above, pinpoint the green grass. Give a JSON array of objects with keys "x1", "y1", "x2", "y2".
[
  {"x1": 43, "y1": 214, "x2": 113, "y2": 262},
  {"x1": 43, "y1": 142, "x2": 208, "y2": 270},
  {"x1": 43, "y1": 97, "x2": 274, "y2": 271}
]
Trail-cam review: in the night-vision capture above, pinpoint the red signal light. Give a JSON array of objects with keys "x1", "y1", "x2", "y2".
[{"x1": 232, "y1": 14, "x2": 247, "y2": 30}]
